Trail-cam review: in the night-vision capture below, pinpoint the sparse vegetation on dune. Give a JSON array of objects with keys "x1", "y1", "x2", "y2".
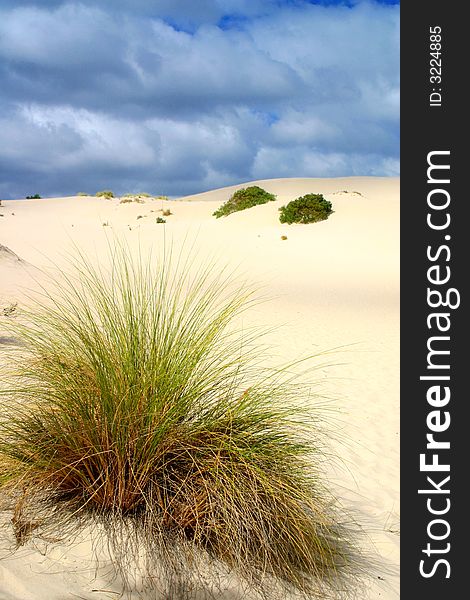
[
  {"x1": 26, "y1": 194, "x2": 41, "y2": 199},
  {"x1": 120, "y1": 193, "x2": 169, "y2": 204},
  {"x1": 120, "y1": 196, "x2": 144, "y2": 204},
  {"x1": 95, "y1": 190, "x2": 114, "y2": 199},
  {"x1": 213, "y1": 186, "x2": 276, "y2": 218},
  {"x1": 121, "y1": 194, "x2": 147, "y2": 203},
  {"x1": 332, "y1": 190, "x2": 363, "y2": 196},
  {"x1": 0, "y1": 245, "x2": 361, "y2": 599}
]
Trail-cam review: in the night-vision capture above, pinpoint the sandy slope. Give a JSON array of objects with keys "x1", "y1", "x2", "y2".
[{"x1": 0, "y1": 177, "x2": 399, "y2": 599}]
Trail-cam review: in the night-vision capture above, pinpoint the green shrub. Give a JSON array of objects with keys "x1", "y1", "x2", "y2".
[
  {"x1": 0, "y1": 245, "x2": 359, "y2": 598},
  {"x1": 279, "y1": 194, "x2": 333, "y2": 225},
  {"x1": 156, "y1": 216, "x2": 166, "y2": 224},
  {"x1": 213, "y1": 186, "x2": 276, "y2": 218},
  {"x1": 26, "y1": 194, "x2": 41, "y2": 199},
  {"x1": 95, "y1": 190, "x2": 114, "y2": 199}
]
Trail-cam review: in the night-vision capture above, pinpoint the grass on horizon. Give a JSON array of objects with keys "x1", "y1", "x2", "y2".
[{"x1": 0, "y1": 243, "x2": 361, "y2": 599}]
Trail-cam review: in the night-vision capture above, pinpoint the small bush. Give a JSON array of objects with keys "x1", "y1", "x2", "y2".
[
  {"x1": 156, "y1": 217, "x2": 166, "y2": 224},
  {"x1": 213, "y1": 186, "x2": 276, "y2": 218},
  {"x1": 162, "y1": 209, "x2": 172, "y2": 217},
  {"x1": 95, "y1": 190, "x2": 114, "y2": 199},
  {"x1": 279, "y1": 194, "x2": 333, "y2": 225},
  {"x1": 281, "y1": 235, "x2": 288, "y2": 241},
  {"x1": 26, "y1": 194, "x2": 41, "y2": 199}
]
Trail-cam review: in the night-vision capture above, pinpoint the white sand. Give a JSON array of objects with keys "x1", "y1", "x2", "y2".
[{"x1": 0, "y1": 177, "x2": 399, "y2": 599}]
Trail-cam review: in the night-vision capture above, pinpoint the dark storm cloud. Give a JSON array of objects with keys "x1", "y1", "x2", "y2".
[
  {"x1": 0, "y1": 4, "x2": 303, "y2": 118},
  {"x1": 0, "y1": 1, "x2": 399, "y2": 199}
]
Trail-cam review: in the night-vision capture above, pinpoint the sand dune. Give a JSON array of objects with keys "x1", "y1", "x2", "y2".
[
  {"x1": 176, "y1": 176, "x2": 391, "y2": 203},
  {"x1": 0, "y1": 177, "x2": 399, "y2": 599}
]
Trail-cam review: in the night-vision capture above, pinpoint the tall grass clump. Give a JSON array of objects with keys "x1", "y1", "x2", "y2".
[
  {"x1": 213, "y1": 186, "x2": 276, "y2": 218},
  {"x1": 0, "y1": 245, "x2": 360, "y2": 599}
]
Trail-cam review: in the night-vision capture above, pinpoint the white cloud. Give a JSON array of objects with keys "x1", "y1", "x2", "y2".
[{"x1": 0, "y1": 1, "x2": 399, "y2": 198}]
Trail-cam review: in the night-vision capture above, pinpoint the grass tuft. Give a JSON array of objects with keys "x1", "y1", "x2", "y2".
[{"x1": 0, "y1": 245, "x2": 361, "y2": 598}]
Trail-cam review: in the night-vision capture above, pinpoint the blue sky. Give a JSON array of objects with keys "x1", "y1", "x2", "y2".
[{"x1": 0, "y1": 0, "x2": 399, "y2": 199}]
